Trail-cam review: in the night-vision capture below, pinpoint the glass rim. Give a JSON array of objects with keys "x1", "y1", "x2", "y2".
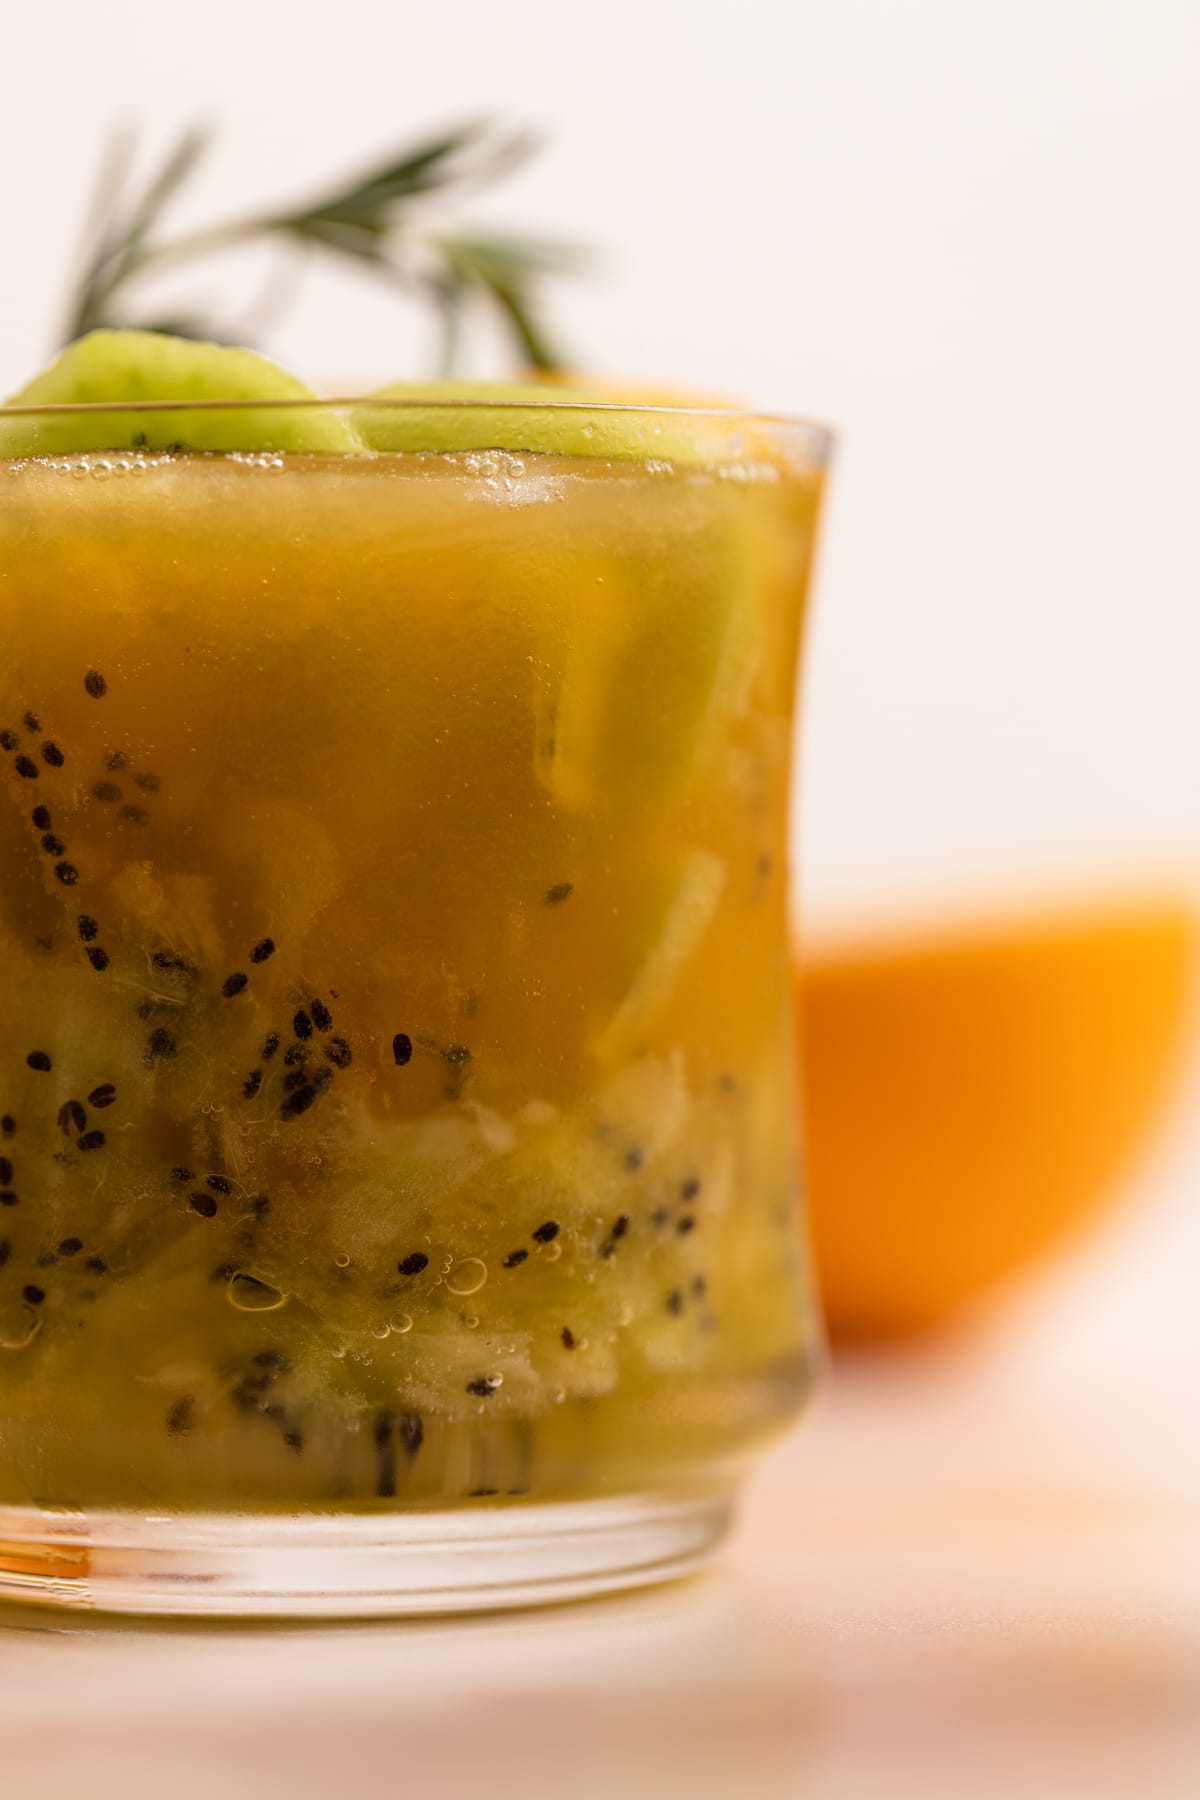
[{"x1": 0, "y1": 395, "x2": 834, "y2": 461}]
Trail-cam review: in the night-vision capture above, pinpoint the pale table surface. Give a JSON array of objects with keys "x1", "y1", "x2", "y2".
[{"x1": 1, "y1": 1241, "x2": 1197, "y2": 1800}]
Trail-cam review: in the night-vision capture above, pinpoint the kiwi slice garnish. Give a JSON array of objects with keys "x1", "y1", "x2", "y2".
[
  {"x1": 0, "y1": 330, "x2": 363, "y2": 457},
  {"x1": 353, "y1": 379, "x2": 741, "y2": 463},
  {"x1": 0, "y1": 336, "x2": 749, "y2": 465}
]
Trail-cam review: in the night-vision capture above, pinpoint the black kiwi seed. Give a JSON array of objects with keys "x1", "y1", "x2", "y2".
[
  {"x1": 91, "y1": 781, "x2": 122, "y2": 803},
  {"x1": 310, "y1": 999, "x2": 332, "y2": 1032},
  {"x1": 118, "y1": 804, "x2": 148, "y2": 826},
  {"x1": 292, "y1": 1010, "x2": 313, "y2": 1040},
  {"x1": 87, "y1": 1084, "x2": 116, "y2": 1108},
  {"x1": 676, "y1": 1216, "x2": 696, "y2": 1236},
  {"x1": 531, "y1": 1220, "x2": 560, "y2": 1243},
  {"x1": 77, "y1": 915, "x2": 99, "y2": 942},
  {"x1": 283, "y1": 1068, "x2": 308, "y2": 1093},
  {"x1": 205, "y1": 1174, "x2": 232, "y2": 1194},
  {"x1": 397, "y1": 1252, "x2": 429, "y2": 1276},
  {"x1": 84, "y1": 1255, "x2": 107, "y2": 1274},
  {"x1": 374, "y1": 1412, "x2": 396, "y2": 1499},
  {"x1": 77, "y1": 1131, "x2": 106, "y2": 1152},
  {"x1": 26, "y1": 1051, "x2": 52, "y2": 1073},
  {"x1": 171, "y1": 1168, "x2": 194, "y2": 1183},
  {"x1": 465, "y1": 1376, "x2": 502, "y2": 1397},
  {"x1": 57, "y1": 1100, "x2": 87, "y2": 1137},
  {"x1": 680, "y1": 1177, "x2": 701, "y2": 1201},
  {"x1": 144, "y1": 1028, "x2": 176, "y2": 1063},
  {"x1": 242, "y1": 1070, "x2": 263, "y2": 1100},
  {"x1": 23, "y1": 1285, "x2": 45, "y2": 1306},
  {"x1": 41, "y1": 743, "x2": 64, "y2": 768},
  {"x1": 502, "y1": 1249, "x2": 528, "y2": 1268},
  {"x1": 283, "y1": 1044, "x2": 307, "y2": 1067},
  {"x1": 0, "y1": 729, "x2": 18, "y2": 750},
  {"x1": 544, "y1": 881, "x2": 574, "y2": 905},
  {"x1": 261, "y1": 1032, "x2": 280, "y2": 1061},
  {"x1": 14, "y1": 756, "x2": 39, "y2": 780},
  {"x1": 58, "y1": 1238, "x2": 83, "y2": 1257},
  {"x1": 106, "y1": 750, "x2": 128, "y2": 770},
  {"x1": 326, "y1": 1037, "x2": 352, "y2": 1069},
  {"x1": 222, "y1": 973, "x2": 249, "y2": 998},
  {"x1": 152, "y1": 951, "x2": 192, "y2": 973},
  {"x1": 31, "y1": 805, "x2": 51, "y2": 830},
  {"x1": 600, "y1": 1213, "x2": 630, "y2": 1259},
  {"x1": 0, "y1": 1240, "x2": 8, "y2": 1265},
  {"x1": 1, "y1": 1117, "x2": 14, "y2": 1136},
  {"x1": 86, "y1": 946, "x2": 109, "y2": 973},
  {"x1": 692, "y1": 1274, "x2": 707, "y2": 1298},
  {"x1": 666, "y1": 1289, "x2": 684, "y2": 1316},
  {"x1": 392, "y1": 1032, "x2": 413, "y2": 1066},
  {"x1": 250, "y1": 938, "x2": 276, "y2": 964},
  {"x1": 166, "y1": 1397, "x2": 195, "y2": 1435},
  {"x1": 0, "y1": 1191, "x2": 18, "y2": 1208},
  {"x1": 280, "y1": 1084, "x2": 316, "y2": 1119},
  {"x1": 312, "y1": 1066, "x2": 334, "y2": 1094},
  {"x1": 84, "y1": 670, "x2": 108, "y2": 698},
  {"x1": 188, "y1": 1192, "x2": 218, "y2": 1218},
  {"x1": 231, "y1": 1369, "x2": 270, "y2": 1409},
  {"x1": 40, "y1": 834, "x2": 65, "y2": 855},
  {"x1": 54, "y1": 862, "x2": 79, "y2": 886},
  {"x1": 0, "y1": 1159, "x2": 10, "y2": 1185},
  {"x1": 22, "y1": 712, "x2": 40, "y2": 733},
  {"x1": 561, "y1": 1326, "x2": 577, "y2": 1349},
  {"x1": 133, "y1": 771, "x2": 160, "y2": 792}
]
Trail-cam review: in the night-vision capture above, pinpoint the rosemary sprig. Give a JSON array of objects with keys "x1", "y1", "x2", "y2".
[{"x1": 62, "y1": 120, "x2": 579, "y2": 373}]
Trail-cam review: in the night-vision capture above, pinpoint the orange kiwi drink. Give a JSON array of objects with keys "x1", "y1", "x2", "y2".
[{"x1": 0, "y1": 335, "x2": 827, "y2": 1510}]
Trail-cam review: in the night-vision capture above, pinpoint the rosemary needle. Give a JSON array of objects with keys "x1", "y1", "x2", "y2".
[{"x1": 61, "y1": 119, "x2": 581, "y2": 375}]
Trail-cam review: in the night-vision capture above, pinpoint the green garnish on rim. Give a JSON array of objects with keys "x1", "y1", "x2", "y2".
[
  {"x1": 0, "y1": 332, "x2": 361, "y2": 457},
  {"x1": 1, "y1": 118, "x2": 762, "y2": 463}
]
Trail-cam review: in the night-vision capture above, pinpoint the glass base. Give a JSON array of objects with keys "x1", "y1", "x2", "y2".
[{"x1": 0, "y1": 1487, "x2": 735, "y2": 1619}]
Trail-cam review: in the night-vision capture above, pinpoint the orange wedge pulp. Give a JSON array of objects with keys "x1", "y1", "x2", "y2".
[{"x1": 798, "y1": 894, "x2": 1196, "y2": 1341}]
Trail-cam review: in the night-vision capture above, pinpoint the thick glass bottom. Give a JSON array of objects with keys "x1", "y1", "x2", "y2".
[{"x1": 0, "y1": 1486, "x2": 736, "y2": 1618}]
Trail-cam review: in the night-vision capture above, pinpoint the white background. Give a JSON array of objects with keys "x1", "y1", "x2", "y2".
[
  {"x1": 1, "y1": 2, "x2": 1197, "y2": 1345},
  {"x1": 2, "y1": 0, "x2": 1197, "y2": 928}
]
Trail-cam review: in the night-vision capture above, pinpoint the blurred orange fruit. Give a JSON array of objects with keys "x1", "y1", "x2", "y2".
[{"x1": 798, "y1": 895, "x2": 1196, "y2": 1341}]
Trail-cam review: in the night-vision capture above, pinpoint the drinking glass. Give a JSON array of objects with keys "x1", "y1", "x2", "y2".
[{"x1": 0, "y1": 399, "x2": 829, "y2": 1615}]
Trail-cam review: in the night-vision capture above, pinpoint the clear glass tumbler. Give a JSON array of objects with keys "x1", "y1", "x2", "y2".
[{"x1": 0, "y1": 398, "x2": 829, "y2": 1615}]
